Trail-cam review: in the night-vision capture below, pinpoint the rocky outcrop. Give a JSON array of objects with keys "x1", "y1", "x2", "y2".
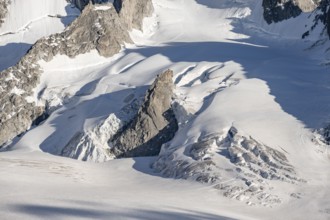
[
  {"x1": 0, "y1": 54, "x2": 44, "y2": 147},
  {"x1": 109, "y1": 70, "x2": 178, "y2": 158},
  {"x1": 262, "y1": 0, "x2": 330, "y2": 39},
  {"x1": 58, "y1": 70, "x2": 178, "y2": 161},
  {"x1": 70, "y1": 0, "x2": 113, "y2": 11},
  {"x1": 262, "y1": 0, "x2": 322, "y2": 24},
  {"x1": 295, "y1": 0, "x2": 320, "y2": 12},
  {"x1": 301, "y1": 0, "x2": 330, "y2": 39},
  {"x1": 315, "y1": 0, "x2": 330, "y2": 38},
  {"x1": 38, "y1": 3, "x2": 130, "y2": 58},
  {"x1": 262, "y1": 0, "x2": 303, "y2": 24},
  {"x1": 114, "y1": 0, "x2": 154, "y2": 30},
  {"x1": 321, "y1": 124, "x2": 330, "y2": 144},
  {"x1": 0, "y1": 0, "x2": 153, "y2": 147},
  {"x1": 0, "y1": 0, "x2": 10, "y2": 25}
]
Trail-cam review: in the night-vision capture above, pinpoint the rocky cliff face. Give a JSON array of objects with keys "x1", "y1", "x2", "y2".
[
  {"x1": 262, "y1": 0, "x2": 303, "y2": 24},
  {"x1": 263, "y1": 0, "x2": 330, "y2": 39},
  {"x1": 295, "y1": 0, "x2": 320, "y2": 12},
  {"x1": 109, "y1": 70, "x2": 178, "y2": 158},
  {"x1": 70, "y1": 0, "x2": 113, "y2": 11},
  {"x1": 0, "y1": 0, "x2": 10, "y2": 25},
  {"x1": 328, "y1": 5, "x2": 330, "y2": 37},
  {"x1": 0, "y1": 0, "x2": 153, "y2": 148},
  {"x1": 262, "y1": 0, "x2": 321, "y2": 24},
  {"x1": 301, "y1": 0, "x2": 330, "y2": 40},
  {"x1": 114, "y1": 0, "x2": 154, "y2": 30},
  {"x1": 321, "y1": 124, "x2": 330, "y2": 144},
  {"x1": 315, "y1": 0, "x2": 330, "y2": 38}
]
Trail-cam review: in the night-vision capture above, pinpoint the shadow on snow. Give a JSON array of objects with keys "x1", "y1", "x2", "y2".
[
  {"x1": 125, "y1": 41, "x2": 330, "y2": 128},
  {"x1": 9, "y1": 203, "x2": 237, "y2": 220}
]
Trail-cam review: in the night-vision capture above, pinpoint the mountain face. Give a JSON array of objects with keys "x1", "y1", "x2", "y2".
[
  {"x1": 300, "y1": 0, "x2": 330, "y2": 41},
  {"x1": 70, "y1": 0, "x2": 113, "y2": 11},
  {"x1": 0, "y1": 0, "x2": 153, "y2": 148},
  {"x1": 262, "y1": 0, "x2": 303, "y2": 24},
  {"x1": 0, "y1": 0, "x2": 327, "y2": 152},
  {"x1": 315, "y1": 0, "x2": 330, "y2": 38},
  {"x1": 0, "y1": 0, "x2": 9, "y2": 25},
  {"x1": 0, "y1": 0, "x2": 330, "y2": 217},
  {"x1": 263, "y1": 0, "x2": 330, "y2": 41},
  {"x1": 262, "y1": 0, "x2": 322, "y2": 23},
  {"x1": 109, "y1": 70, "x2": 178, "y2": 158},
  {"x1": 61, "y1": 70, "x2": 178, "y2": 161}
]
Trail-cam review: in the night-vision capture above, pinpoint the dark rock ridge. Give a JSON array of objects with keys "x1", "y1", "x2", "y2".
[
  {"x1": 314, "y1": 0, "x2": 330, "y2": 38},
  {"x1": 69, "y1": 0, "x2": 112, "y2": 11},
  {"x1": 321, "y1": 124, "x2": 330, "y2": 144},
  {"x1": 0, "y1": 0, "x2": 10, "y2": 26},
  {"x1": 0, "y1": 0, "x2": 153, "y2": 147},
  {"x1": 114, "y1": 0, "x2": 154, "y2": 30},
  {"x1": 109, "y1": 70, "x2": 178, "y2": 158},
  {"x1": 262, "y1": 0, "x2": 321, "y2": 24},
  {"x1": 262, "y1": 0, "x2": 303, "y2": 24},
  {"x1": 302, "y1": 0, "x2": 330, "y2": 39},
  {"x1": 69, "y1": 0, "x2": 154, "y2": 30},
  {"x1": 262, "y1": 0, "x2": 330, "y2": 39}
]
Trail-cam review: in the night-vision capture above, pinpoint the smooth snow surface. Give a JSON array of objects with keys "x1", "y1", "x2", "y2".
[{"x1": 1, "y1": 0, "x2": 330, "y2": 219}]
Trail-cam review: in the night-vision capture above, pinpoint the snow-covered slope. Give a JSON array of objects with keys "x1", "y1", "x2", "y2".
[
  {"x1": 0, "y1": 0, "x2": 79, "y2": 71},
  {"x1": 1, "y1": 0, "x2": 330, "y2": 219}
]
